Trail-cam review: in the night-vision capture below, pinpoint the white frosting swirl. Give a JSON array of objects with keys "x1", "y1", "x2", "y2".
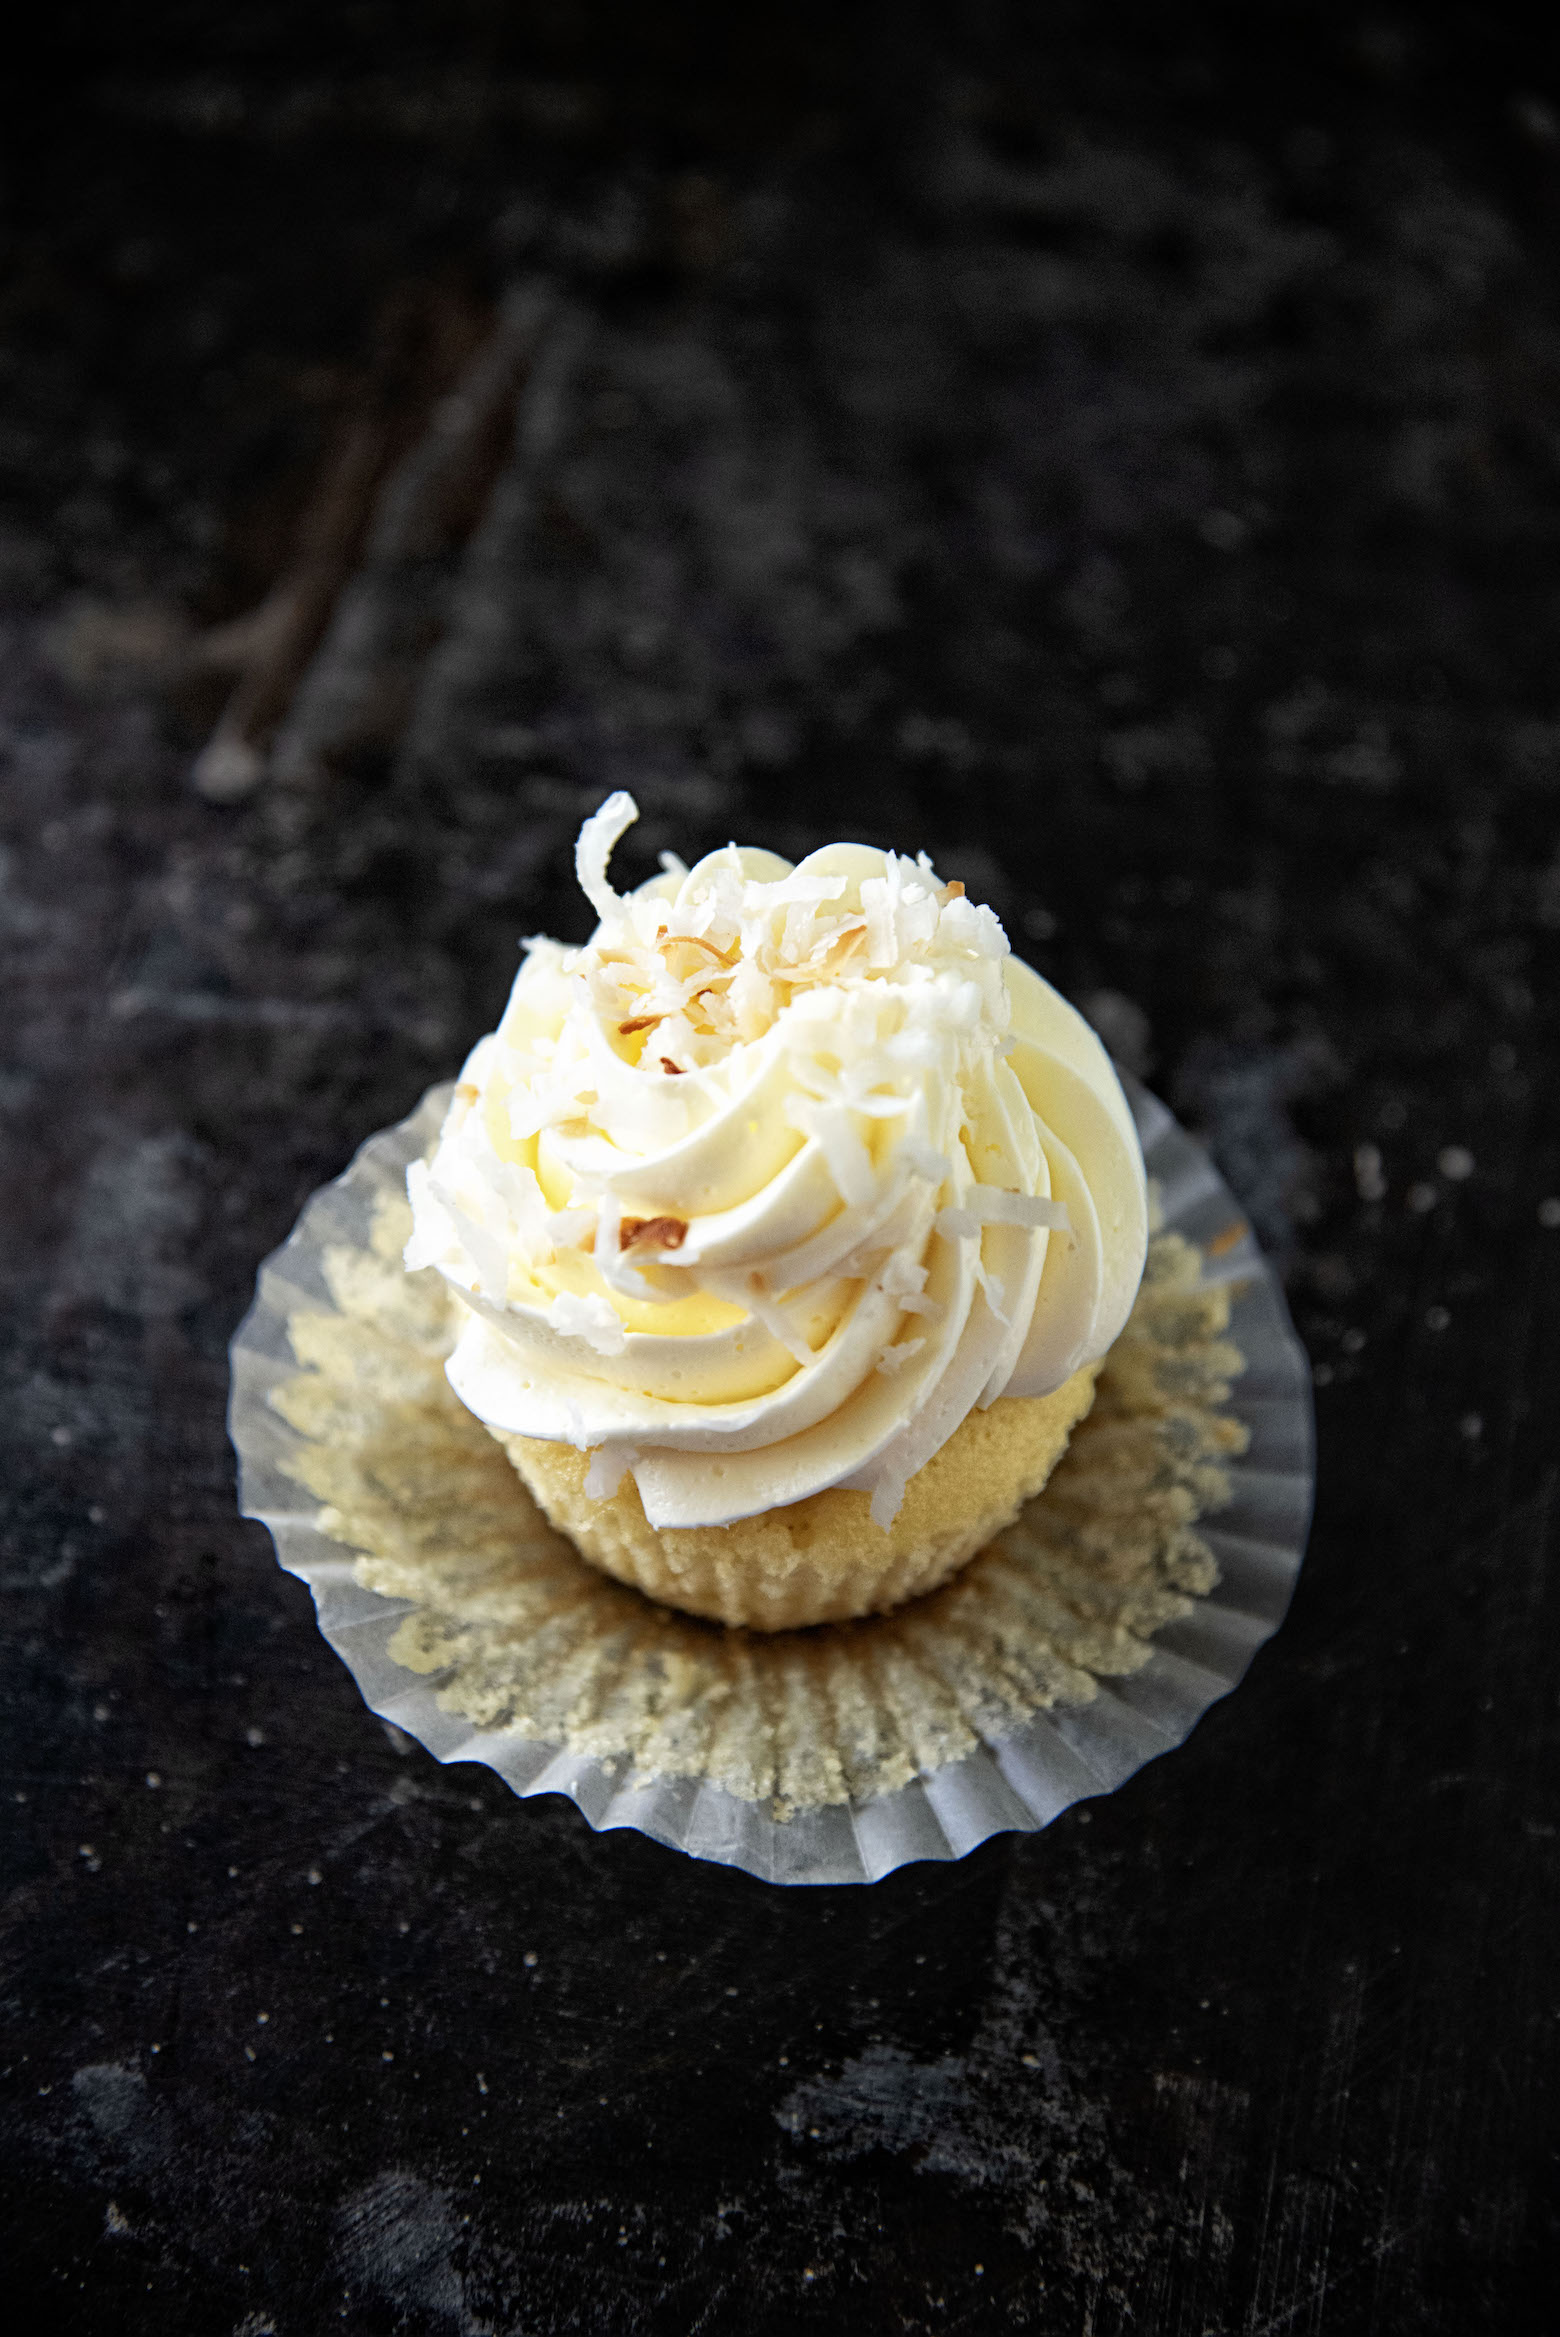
[{"x1": 406, "y1": 793, "x2": 1147, "y2": 1528}]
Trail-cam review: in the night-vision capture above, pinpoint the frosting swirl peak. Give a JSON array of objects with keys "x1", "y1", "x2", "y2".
[{"x1": 406, "y1": 793, "x2": 1147, "y2": 1528}]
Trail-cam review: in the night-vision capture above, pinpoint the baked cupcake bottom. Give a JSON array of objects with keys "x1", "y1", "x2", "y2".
[{"x1": 493, "y1": 1365, "x2": 1100, "y2": 1631}]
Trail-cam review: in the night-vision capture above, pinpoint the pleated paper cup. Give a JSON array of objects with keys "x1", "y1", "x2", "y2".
[{"x1": 230, "y1": 1081, "x2": 1313, "y2": 1885}]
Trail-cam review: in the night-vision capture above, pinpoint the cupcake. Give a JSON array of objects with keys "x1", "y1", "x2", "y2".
[{"x1": 403, "y1": 794, "x2": 1148, "y2": 1628}]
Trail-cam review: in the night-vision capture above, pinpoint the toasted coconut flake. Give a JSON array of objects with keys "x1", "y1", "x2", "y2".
[
  {"x1": 661, "y1": 932, "x2": 739, "y2": 967},
  {"x1": 620, "y1": 1215, "x2": 689, "y2": 1252}
]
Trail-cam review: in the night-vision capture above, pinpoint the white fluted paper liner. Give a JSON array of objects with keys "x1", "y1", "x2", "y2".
[{"x1": 230, "y1": 1081, "x2": 1313, "y2": 1885}]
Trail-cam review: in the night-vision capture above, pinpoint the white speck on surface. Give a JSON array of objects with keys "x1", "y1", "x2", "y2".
[
  {"x1": 1438, "y1": 1145, "x2": 1475, "y2": 1180},
  {"x1": 1353, "y1": 1142, "x2": 1387, "y2": 1201},
  {"x1": 1539, "y1": 1197, "x2": 1560, "y2": 1228},
  {"x1": 1426, "y1": 1305, "x2": 1450, "y2": 1330}
]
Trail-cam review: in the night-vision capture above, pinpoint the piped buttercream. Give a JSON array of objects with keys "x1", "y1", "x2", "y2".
[{"x1": 406, "y1": 793, "x2": 1147, "y2": 1528}]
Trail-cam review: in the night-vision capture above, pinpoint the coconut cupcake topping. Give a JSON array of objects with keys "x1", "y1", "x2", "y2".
[{"x1": 405, "y1": 794, "x2": 1147, "y2": 1529}]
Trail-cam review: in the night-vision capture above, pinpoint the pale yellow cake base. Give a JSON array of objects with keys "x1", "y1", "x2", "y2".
[{"x1": 494, "y1": 1366, "x2": 1100, "y2": 1630}]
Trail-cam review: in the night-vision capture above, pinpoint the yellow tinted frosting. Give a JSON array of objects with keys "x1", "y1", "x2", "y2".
[{"x1": 406, "y1": 793, "x2": 1147, "y2": 1528}]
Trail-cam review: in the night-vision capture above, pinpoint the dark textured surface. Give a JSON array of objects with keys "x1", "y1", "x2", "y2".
[{"x1": 4, "y1": 6, "x2": 1560, "y2": 2330}]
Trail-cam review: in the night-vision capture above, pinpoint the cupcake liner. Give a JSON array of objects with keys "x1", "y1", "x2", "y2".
[{"x1": 230, "y1": 1080, "x2": 1313, "y2": 1885}]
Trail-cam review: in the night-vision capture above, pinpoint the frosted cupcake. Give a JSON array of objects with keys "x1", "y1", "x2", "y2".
[{"x1": 404, "y1": 794, "x2": 1148, "y2": 1628}]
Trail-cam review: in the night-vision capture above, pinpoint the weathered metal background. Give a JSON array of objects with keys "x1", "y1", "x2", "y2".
[{"x1": 2, "y1": 5, "x2": 1557, "y2": 2330}]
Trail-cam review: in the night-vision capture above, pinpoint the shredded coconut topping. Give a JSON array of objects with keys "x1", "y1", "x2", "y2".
[
  {"x1": 408, "y1": 792, "x2": 1148, "y2": 1531},
  {"x1": 512, "y1": 795, "x2": 1011, "y2": 1156}
]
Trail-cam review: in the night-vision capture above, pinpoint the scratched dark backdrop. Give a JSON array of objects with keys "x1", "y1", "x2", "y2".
[{"x1": 3, "y1": 3, "x2": 1560, "y2": 2330}]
